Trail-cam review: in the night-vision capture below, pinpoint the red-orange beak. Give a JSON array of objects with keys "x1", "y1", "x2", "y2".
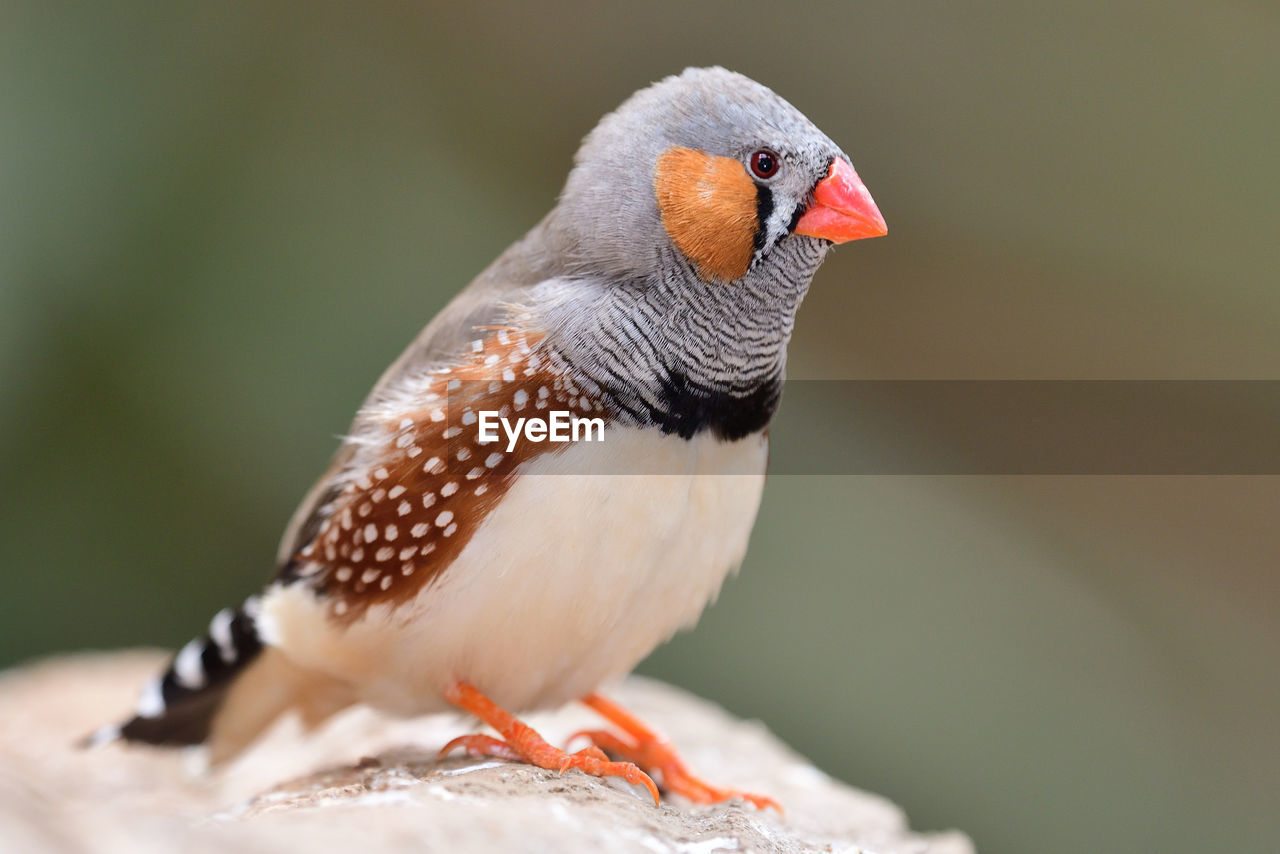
[{"x1": 794, "y1": 158, "x2": 887, "y2": 243}]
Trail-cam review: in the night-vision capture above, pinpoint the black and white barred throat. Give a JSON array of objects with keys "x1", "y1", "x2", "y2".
[{"x1": 536, "y1": 236, "x2": 827, "y2": 441}]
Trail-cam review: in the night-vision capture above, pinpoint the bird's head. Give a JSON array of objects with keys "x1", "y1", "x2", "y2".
[{"x1": 552, "y1": 66, "x2": 886, "y2": 285}]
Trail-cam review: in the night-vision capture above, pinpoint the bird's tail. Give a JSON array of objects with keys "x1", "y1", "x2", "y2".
[
  {"x1": 85, "y1": 595, "x2": 356, "y2": 762},
  {"x1": 84, "y1": 597, "x2": 266, "y2": 751}
]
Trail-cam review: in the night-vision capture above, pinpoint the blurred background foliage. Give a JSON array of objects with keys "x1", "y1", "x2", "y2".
[{"x1": 2, "y1": 3, "x2": 1277, "y2": 853}]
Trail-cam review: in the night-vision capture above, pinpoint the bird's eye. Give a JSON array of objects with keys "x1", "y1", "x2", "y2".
[{"x1": 749, "y1": 149, "x2": 779, "y2": 180}]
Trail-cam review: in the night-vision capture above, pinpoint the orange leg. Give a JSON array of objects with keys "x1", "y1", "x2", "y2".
[
  {"x1": 569, "y1": 693, "x2": 782, "y2": 812},
  {"x1": 438, "y1": 681, "x2": 660, "y2": 805}
]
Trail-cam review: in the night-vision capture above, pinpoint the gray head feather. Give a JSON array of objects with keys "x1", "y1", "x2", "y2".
[{"x1": 550, "y1": 66, "x2": 846, "y2": 280}]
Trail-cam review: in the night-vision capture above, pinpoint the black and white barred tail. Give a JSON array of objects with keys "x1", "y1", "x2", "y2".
[{"x1": 87, "y1": 597, "x2": 264, "y2": 748}]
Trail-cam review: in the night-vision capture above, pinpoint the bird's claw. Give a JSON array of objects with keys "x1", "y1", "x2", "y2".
[
  {"x1": 439, "y1": 682, "x2": 660, "y2": 806},
  {"x1": 574, "y1": 694, "x2": 784, "y2": 814},
  {"x1": 439, "y1": 733, "x2": 521, "y2": 761}
]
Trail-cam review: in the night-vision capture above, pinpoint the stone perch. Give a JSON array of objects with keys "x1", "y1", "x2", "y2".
[{"x1": 0, "y1": 652, "x2": 972, "y2": 853}]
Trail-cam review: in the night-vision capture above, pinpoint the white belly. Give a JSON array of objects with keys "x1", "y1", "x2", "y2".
[{"x1": 259, "y1": 427, "x2": 768, "y2": 715}]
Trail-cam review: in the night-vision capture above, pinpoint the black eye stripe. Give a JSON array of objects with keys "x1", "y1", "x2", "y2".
[
  {"x1": 787, "y1": 203, "x2": 804, "y2": 234},
  {"x1": 753, "y1": 185, "x2": 774, "y2": 252}
]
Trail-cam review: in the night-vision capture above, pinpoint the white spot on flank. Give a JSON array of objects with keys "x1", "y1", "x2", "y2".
[
  {"x1": 497, "y1": 329, "x2": 510, "y2": 345},
  {"x1": 485, "y1": 452, "x2": 503, "y2": 468},
  {"x1": 384, "y1": 524, "x2": 398, "y2": 541},
  {"x1": 399, "y1": 546, "x2": 417, "y2": 561},
  {"x1": 466, "y1": 467, "x2": 484, "y2": 480},
  {"x1": 444, "y1": 523, "x2": 458, "y2": 537},
  {"x1": 513, "y1": 389, "x2": 528, "y2": 409},
  {"x1": 351, "y1": 548, "x2": 364, "y2": 562},
  {"x1": 356, "y1": 475, "x2": 373, "y2": 490},
  {"x1": 371, "y1": 488, "x2": 386, "y2": 503},
  {"x1": 401, "y1": 563, "x2": 415, "y2": 576},
  {"x1": 335, "y1": 566, "x2": 353, "y2": 582},
  {"x1": 174, "y1": 640, "x2": 206, "y2": 689},
  {"x1": 407, "y1": 445, "x2": 422, "y2": 458},
  {"x1": 471, "y1": 339, "x2": 483, "y2": 352},
  {"x1": 422, "y1": 492, "x2": 437, "y2": 508},
  {"x1": 397, "y1": 500, "x2": 412, "y2": 516},
  {"x1": 364, "y1": 523, "x2": 378, "y2": 542},
  {"x1": 441, "y1": 482, "x2": 458, "y2": 497},
  {"x1": 420, "y1": 543, "x2": 436, "y2": 556},
  {"x1": 502, "y1": 367, "x2": 515, "y2": 382},
  {"x1": 358, "y1": 502, "x2": 373, "y2": 517},
  {"x1": 424, "y1": 457, "x2": 442, "y2": 474},
  {"x1": 443, "y1": 426, "x2": 462, "y2": 439},
  {"x1": 380, "y1": 576, "x2": 392, "y2": 590},
  {"x1": 484, "y1": 354, "x2": 499, "y2": 366},
  {"x1": 388, "y1": 485, "x2": 406, "y2": 499},
  {"x1": 395, "y1": 433, "x2": 413, "y2": 448},
  {"x1": 324, "y1": 544, "x2": 337, "y2": 562},
  {"x1": 537, "y1": 386, "x2": 549, "y2": 399},
  {"x1": 411, "y1": 522, "x2": 430, "y2": 537},
  {"x1": 461, "y1": 411, "x2": 477, "y2": 425},
  {"x1": 447, "y1": 379, "x2": 461, "y2": 391},
  {"x1": 456, "y1": 447, "x2": 471, "y2": 461},
  {"x1": 334, "y1": 601, "x2": 348, "y2": 616},
  {"x1": 435, "y1": 510, "x2": 453, "y2": 527},
  {"x1": 399, "y1": 418, "x2": 414, "y2": 430},
  {"x1": 374, "y1": 467, "x2": 390, "y2": 481},
  {"x1": 363, "y1": 568, "x2": 383, "y2": 583},
  {"x1": 374, "y1": 548, "x2": 394, "y2": 564},
  {"x1": 430, "y1": 409, "x2": 445, "y2": 422},
  {"x1": 475, "y1": 484, "x2": 488, "y2": 495},
  {"x1": 341, "y1": 508, "x2": 353, "y2": 530}
]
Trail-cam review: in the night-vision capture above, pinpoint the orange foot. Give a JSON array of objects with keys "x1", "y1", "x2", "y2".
[
  {"x1": 438, "y1": 681, "x2": 660, "y2": 805},
  {"x1": 568, "y1": 693, "x2": 782, "y2": 812}
]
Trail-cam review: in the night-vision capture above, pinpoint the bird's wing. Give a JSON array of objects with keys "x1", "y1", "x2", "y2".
[
  {"x1": 271, "y1": 220, "x2": 607, "y2": 618},
  {"x1": 275, "y1": 217, "x2": 564, "y2": 569},
  {"x1": 274, "y1": 321, "x2": 605, "y2": 622}
]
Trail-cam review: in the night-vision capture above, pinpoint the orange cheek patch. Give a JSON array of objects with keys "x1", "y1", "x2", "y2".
[{"x1": 654, "y1": 146, "x2": 759, "y2": 282}]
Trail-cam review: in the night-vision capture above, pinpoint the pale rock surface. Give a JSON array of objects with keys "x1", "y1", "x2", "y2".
[{"x1": 0, "y1": 651, "x2": 973, "y2": 854}]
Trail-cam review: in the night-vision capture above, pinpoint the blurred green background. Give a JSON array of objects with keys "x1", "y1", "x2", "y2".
[{"x1": 2, "y1": 3, "x2": 1277, "y2": 852}]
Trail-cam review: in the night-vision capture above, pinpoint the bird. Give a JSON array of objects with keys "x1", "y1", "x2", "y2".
[{"x1": 90, "y1": 66, "x2": 887, "y2": 809}]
